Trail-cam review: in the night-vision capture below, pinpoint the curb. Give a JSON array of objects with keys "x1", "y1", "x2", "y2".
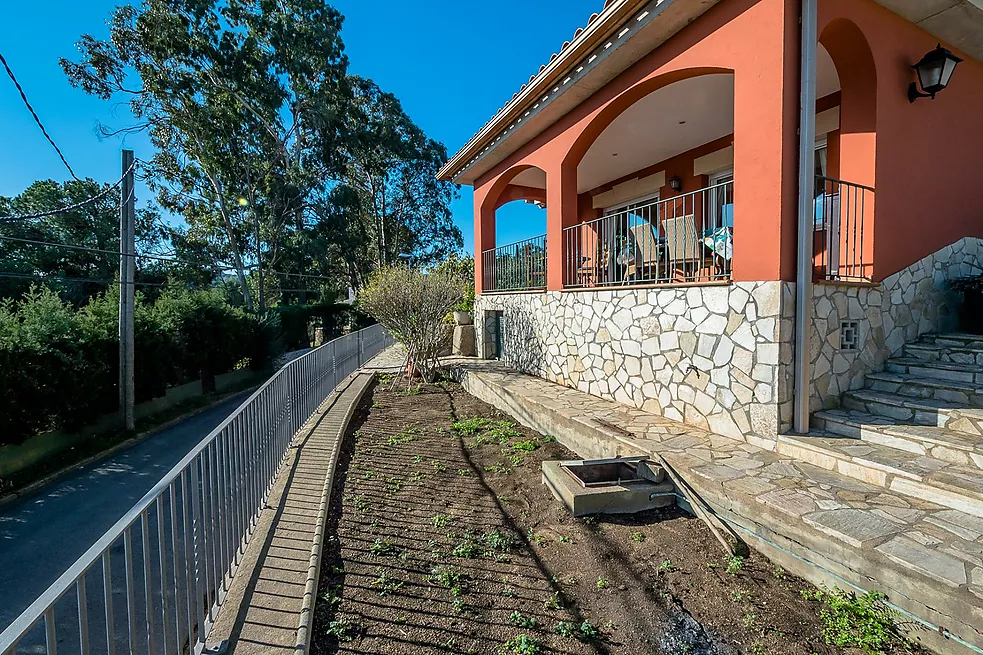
[
  {"x1": 0, "y1": 386, "x2": 258, "y2": 507},
  {"x1": 295, "y1": 372, "x2": 375, "y2": 655}
]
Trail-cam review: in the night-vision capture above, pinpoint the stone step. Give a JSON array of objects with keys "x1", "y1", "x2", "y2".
[
  {"x1": 813, "y1": 408, "x2": 983, "y2": 470},
  {"x1": 778, "y1": 432, "x2": 983, "y2": 518},
  {"x1": 842, "y1": 389, "x2": 983, "y2": 437},
  {"x1": 925, "y1": 332, "x2": 983, "y2": 349},
  {"x1": 906, "y1": 341, "x2": 983, "y2": 365},
  {"x1": 866, "y1": 371, "x2": 983, "y2": 406},
  {"x1": 885, "y1": 357, "x2": 983, "y2": 385}
]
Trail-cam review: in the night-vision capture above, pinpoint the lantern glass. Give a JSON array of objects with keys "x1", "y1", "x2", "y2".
[{"x1": 913, "y1": 44, "x2": 963, "y2": 97}]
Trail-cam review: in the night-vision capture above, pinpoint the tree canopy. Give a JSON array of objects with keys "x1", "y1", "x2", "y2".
[{"x1": 60, "y1": 0, "x2": 463, "y2": 308}]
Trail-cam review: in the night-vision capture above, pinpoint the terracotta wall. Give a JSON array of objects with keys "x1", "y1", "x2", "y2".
[{"x1": 819, "y1": 0, "x2": 983, "y2": 280}]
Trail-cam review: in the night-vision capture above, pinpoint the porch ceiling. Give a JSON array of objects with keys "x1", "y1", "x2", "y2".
[
  {"x1": 578, "y1": 73, "x2": 734, "y2": 193},
  {"x1": 873, "y1": 0, "x2": 983, "y2": 62}
]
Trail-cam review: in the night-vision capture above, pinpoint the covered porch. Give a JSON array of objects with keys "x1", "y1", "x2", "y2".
[{"x1": 478, "y1": 43, "x2": 877, "y2": 294}]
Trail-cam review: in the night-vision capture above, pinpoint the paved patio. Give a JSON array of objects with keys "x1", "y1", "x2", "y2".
[{"x1": 451, "y1": 358, "x2": 983, "y2": 655}]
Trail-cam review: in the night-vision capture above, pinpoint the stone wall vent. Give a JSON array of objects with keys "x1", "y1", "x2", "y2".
[{"x1": 839, "y1": 320, "x2": 860, "y2": 351}]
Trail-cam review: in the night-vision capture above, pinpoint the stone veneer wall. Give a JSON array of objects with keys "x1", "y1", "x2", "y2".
[
  {"x1": 810, "y1": 237, "x2": 983, "y2": 411},
  {"x1": 476, "y1": 282, "x2": 795, "y2": 439}
]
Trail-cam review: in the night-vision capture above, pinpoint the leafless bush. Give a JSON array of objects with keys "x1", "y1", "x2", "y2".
[{"x1": 358, "y1": 265, "x2": 462, "y2": 386}]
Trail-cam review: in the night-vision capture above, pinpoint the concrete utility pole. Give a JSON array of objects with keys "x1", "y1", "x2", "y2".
[{"x1": 119, "y1": 149, "x2": 136, "y2": 430}]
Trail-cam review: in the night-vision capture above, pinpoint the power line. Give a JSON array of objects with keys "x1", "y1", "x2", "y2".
[
  {"x1": 0, "y1": 160, "x2": 137, "y2": 223},
  {"x1": 0, "y1": 234, "x2": 233, "y2": 270},
  {"x1": 0, "y1": 271, "x2": 165, "y2": 288},
  {"x1": 0, "y1": 51, "x2": 80, "y2": 182},
  {"x1": 0, "y1": 235, "x2": 337, "y2": 282}
]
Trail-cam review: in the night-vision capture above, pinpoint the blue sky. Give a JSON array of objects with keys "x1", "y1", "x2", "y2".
[{"x1": 0, "y1": 0, "x2": 602, "y2": 253}]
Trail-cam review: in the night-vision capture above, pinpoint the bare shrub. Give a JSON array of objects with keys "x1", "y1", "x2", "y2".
[{"x1": 358, "y1": 265, "x2": 462, "y2": 385}]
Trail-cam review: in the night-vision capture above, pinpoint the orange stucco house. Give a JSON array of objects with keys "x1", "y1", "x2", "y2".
[{"x1": 439, "y1": 0, "x2": 983, "y2": 443}]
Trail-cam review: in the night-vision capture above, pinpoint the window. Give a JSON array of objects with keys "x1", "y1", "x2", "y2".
[{"x1": 709, "y1": 169, "x2": 734, "y2": 230}]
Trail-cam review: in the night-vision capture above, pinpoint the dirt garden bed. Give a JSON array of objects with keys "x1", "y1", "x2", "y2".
[{"x1": 311, "y1": 376, "x2": 917, "y2": 655}]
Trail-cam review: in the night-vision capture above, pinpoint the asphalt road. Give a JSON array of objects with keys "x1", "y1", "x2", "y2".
[{"x1": 0, "y1": 393, "x2": 247, "y2": 632}]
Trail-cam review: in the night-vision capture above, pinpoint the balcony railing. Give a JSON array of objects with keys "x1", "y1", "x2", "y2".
[
  {"x1": 481, "y1": 234, "x2": 547, "y2": 292},
  {"x1": 813, "y1": 176, "x2": 874, "y2": 283},
  {"x1": 564, "y1": 181, "x2": 734, "y2": 289}
]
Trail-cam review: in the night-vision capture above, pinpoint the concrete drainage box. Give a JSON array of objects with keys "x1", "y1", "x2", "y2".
[{"x1": 542, "y1": 457, "x2": 676, "y2": 517}]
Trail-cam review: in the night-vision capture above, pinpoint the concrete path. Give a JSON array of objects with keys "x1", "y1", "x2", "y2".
[
  {"x1": 209, "y1": 372, "x2": 374, "y2": 654},
  {"x1": 0, "y1": 392, "x2": 248, "y2": 629}
]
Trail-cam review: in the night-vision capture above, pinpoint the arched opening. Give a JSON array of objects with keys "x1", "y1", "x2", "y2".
[
  {"x1": 563, "y1": 70, "x2": 736, "y2": 287},
  {"x1": 814, "y1": 18, "x2": 877, "y2": 282},
  {"x1": 478, "y1": 165, "x2": 548, "y2": 292}
]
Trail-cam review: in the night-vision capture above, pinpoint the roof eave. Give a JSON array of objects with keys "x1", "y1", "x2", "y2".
[{"x1": 437, "y1": 0, "x2": 648, "y2": 183}]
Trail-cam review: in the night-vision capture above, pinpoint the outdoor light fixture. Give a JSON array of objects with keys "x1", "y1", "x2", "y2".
[
  {"x1": 909, "y1": 44, "x2": 963, "y2": 103},
  {"x1": 669, "y1": 175, "x2": 682, "y2": 192}
]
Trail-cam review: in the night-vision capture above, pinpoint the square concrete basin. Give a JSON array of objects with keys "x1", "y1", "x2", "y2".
[{"x1": 542, "y1": 457, "x2": 676, "y2": 517}]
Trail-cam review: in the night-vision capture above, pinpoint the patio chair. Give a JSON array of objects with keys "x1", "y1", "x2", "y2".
[
  {"x1": 624, "y1": 223, "x2": 662, "y2": 284},
  {"x1": 663, "y1": 214, "x2": 707, "y2": 281}
]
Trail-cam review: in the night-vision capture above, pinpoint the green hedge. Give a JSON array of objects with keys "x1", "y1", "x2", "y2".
[{"x1": 0, "y1": 286, "x2": 278, "y2": 446}]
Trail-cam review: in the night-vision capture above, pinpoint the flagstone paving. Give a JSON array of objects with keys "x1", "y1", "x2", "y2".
[{"x1": 450, "y1": 358, "x2": 983, "y2": 655}]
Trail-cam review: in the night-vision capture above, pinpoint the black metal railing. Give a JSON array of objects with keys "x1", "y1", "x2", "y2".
[
  {"x1": 563, "y1": 181, "x2": 734, "y2": 288},
  {"x1": 813, "y1": 176, "x2": 874, "y2": 283},
  {"x1": 481, "y1": 234, "x2": 547, "y2": 292}
]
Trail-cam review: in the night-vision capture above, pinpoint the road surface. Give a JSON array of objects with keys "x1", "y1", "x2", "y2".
[{"x1": 0, "y1": 393, "x2": 247, "y2": 631}]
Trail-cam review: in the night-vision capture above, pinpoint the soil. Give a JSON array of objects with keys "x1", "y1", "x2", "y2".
[{"x1": 311, "y1": 377, "x2": 896, "y2": 655}]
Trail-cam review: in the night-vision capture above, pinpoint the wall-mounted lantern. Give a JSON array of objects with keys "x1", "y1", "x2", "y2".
[
  {"x1": 909, "y1": 44, "x2": 963, "y2": 103},
  {"x1": 668, "y1": 175, "x2": 682, "y2": 192}
]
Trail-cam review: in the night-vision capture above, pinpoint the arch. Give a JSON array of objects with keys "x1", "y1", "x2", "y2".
[
  {"x1": 562, "y1": 67, "x2": 734, "y2": 170},
  {"x1": 819, "y1": 18, "x2": 877, "y2": 188},
  {"x1": 475, "y1": 164, "x2": 549, "y2": 293}
]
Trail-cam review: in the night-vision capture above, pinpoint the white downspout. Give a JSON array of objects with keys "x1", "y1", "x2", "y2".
[{"x1": 794, "y1": 0, "x2": 819, "y2": 434}]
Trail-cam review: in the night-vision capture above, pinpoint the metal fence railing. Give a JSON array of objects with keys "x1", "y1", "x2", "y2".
[
  {"x1": 564, "y1": 181, "x2": 734, "y2": 288},
  {"x1": 481, "y1": 234, "x2": 547, "y2": 292},
  {"x1": 0, "y1": 323, "x2": 393, "y2": 655},
  {"x1": 813, "y1": 175, "x2": 875, "y2": 283}
]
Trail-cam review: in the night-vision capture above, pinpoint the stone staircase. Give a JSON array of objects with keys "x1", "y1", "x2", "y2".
[{"x1": 780, "y1": 333, "x2": 983, "y2": 519}]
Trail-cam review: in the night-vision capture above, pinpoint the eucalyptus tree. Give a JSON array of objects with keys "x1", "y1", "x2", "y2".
[
  {"x1": 61, "y1": 0, "x2": 350, "y2": 309},
  {"x1": 342, "y1": 76, "x2": 462, "y2": 270}
]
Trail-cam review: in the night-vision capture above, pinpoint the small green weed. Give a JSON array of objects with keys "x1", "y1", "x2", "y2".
[
  {"x1": 412, "y1": 455, "x2": 423, "y2": 463},
  {"x1": 725, "y1": 555, "x2": 745, "y2": 575},
  {"x1": 629, "y1": 531, "x2": 645, "y2": 543},
  {"x1": 657, "y1": 560, "x2": 675, "y2": 574},
  {"x1": 509, "y1": 611, "x2": 537, "y2": 628},
  {"x1": 557, "y1": 535, "x2": 572, "y2": 544},
  {"x1": 431, "y1": 459, "x2": 447, "y2": 473},
  {"x1": 456, "y1": 468, "x2": 472, "y2": 477},
  {"x1": 484, "y1": 463, "x2": 512, "y2": 474},
  {"x1": 801, "y1": 587, "x2": 910, "y2": 655},
  {"x1": 384, "y1": 476, "x2": 403, "y2": 494},
  {"x1": 543, "y1": 591, "x2": 564, "y2": 610},
  {"x1": 742, "y1": 612, "x2": 758, "y2": 629},
  {"x1": 511, "y1": 440, "x2": 538, "y2": 453},
  {"x1": 503, "y1": 634, "x2": 540, "y2": 655},
  {"x1": 772, "y1": 566, "x2": 788, "y2": 581},
  {"x1": 553, "y1": 621, "x2": 576, "y2": 638},
  {"x1": 732, "y1": 589, "x2": 754, "y2": 604},
  {"x1": 325, "y1": 614, "x2": 363, "y2": 642},
  {"x1": 369, "y1": 539, "x2": 399, "y2": 557},
  {"x1": 595, "y1": 576, "x2": 610, "y2": 590},
  {"x1": 432, "y1": 514, "x2": 450, "y2": 529},
  {"x1": 370, "y1": 568, "x2": 404, "y2": 596},
  {"x1": 450, "y1": 417, "x2": 494, "y2": 436}
]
